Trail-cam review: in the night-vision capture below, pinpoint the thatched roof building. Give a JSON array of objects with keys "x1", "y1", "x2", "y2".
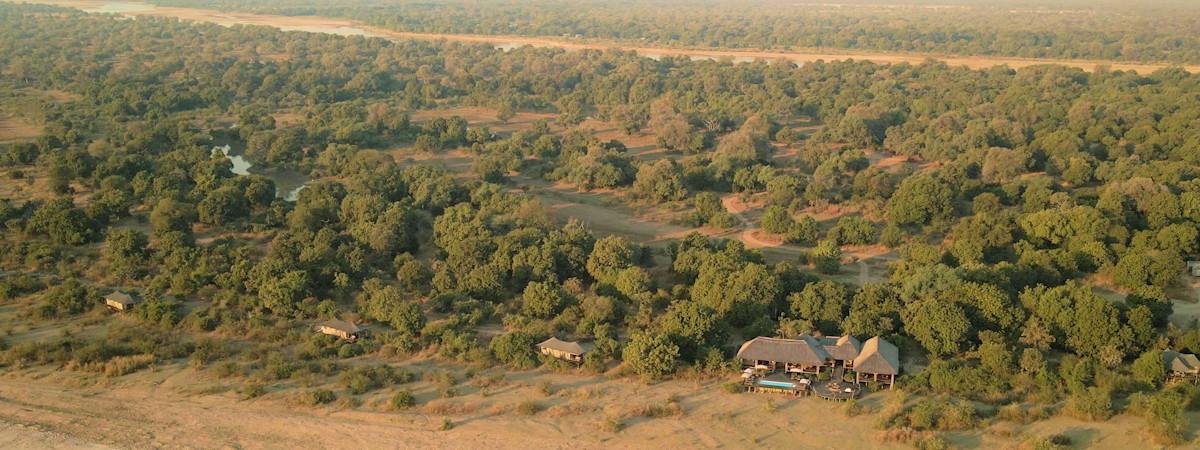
[
  {"x1": 104, "y1": 291, "x2": 140, "y2": 311},
  {"x1": 819, "y1": 335, "x2": 863, "y2": 363},
  {"x1": 737, "y1": 336, "x2": 829, "y2": 372},
  {"x1": 854, "y1": 337, "x2": 900, "y2": 375},
  {"x1": 1165, "y1": 350, "x2": 1200, "y2": 384},
  {"x1": 315, "y1": 319, "x2": 363, "y2": 340},
  {"x1": 537, "y1": 337, "x2": 592, "y2": 363}
]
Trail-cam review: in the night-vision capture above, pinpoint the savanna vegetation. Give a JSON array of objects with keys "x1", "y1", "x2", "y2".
[
  {"x1": 2, "y1": 2, "x2": 1200, "y2": 446},
  {"x1": 147, "y1": 0, "x2": 1200, "y2": 64}
]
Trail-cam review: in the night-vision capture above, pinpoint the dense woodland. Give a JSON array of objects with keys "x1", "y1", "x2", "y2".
[
  {"x1": 3, "y1": 2, "x2": 1200, "y2": 444},
  {"x1": 148, "y1": 0, "x2": 1200, "y2": 64}
]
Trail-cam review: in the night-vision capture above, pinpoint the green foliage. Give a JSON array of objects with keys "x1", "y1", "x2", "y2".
[
  {"x1": 391, "y1": 389, "x2": 417, "y2": 409},
  {"x1": 657, "y1": 301, "x2": 726, "y2": 361},
  {"x1": 1129, "y1": 391, "x2": 1188, "y2": 445},
  {"x1": 586, "y1": 236, "x2": 635, "y2": 284},
  {"x1": 135, "y1": 297, "x2": 182, "y2": 327},
  {"x1": 27, "y1": 199, "x2": 95, "y2": 245},
  {"x1": 810, "y1": 239, "x2": 842, "y2": 274},
  {"x1": 1132, "y1": 349, "x2": 1166, "y2": 388},
  {"x1": 904, "y1": 299, "x2": 971, "y2": 357},
  {"x1": 631, "y1": 159, "x2": 686, "y2": 202},
  {"x1": 300, "y1": 389, "x2": 336, "y2": 406},
  {"x1": 788, "y1": 280, "x2": 849, "y2": 335},
  {"x1": 489, "y1": 331, "x2": 539, "y2": 369},
  {"x1": 359, "y1": 279, "x2": 426, "y2": 336},
  {"x1": 827, "y1": 216, "x2": 877, "y2": 246},
  {"x1": 104, "y1": 228, "x2": 150, "y2": 281},
  {"x1": 888, "y1": 175, "x2": 954, "y2": 226},
  {"x1": 622, "y1": 331, "x2": 679, "y2": 382},
  {"x1": 1064, "y1": 387, "x2": 1113, "y2": 421},
  {"x1": 521, "y1": 281, "x2": 569, "y2": 319},
  {"x1": 39, "y1": 278, "x2": 92, "y2": 318},
  {"x1": 341, "y1": 365, "x2": 409, "y2": 395}
]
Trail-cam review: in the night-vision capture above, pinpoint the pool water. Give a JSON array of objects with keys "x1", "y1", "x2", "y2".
[{"x1": 757, "y1": 380, "x2": 796, "y2": 389}]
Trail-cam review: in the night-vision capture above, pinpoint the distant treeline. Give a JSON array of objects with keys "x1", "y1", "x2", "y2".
[{"x1": 146, "y1": 0, "x2": 1200, "y2": 64}]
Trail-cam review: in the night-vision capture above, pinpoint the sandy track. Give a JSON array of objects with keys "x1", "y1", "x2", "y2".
[{"x1": 21, "y1": 0, "x2": 1200, "y2": 75}]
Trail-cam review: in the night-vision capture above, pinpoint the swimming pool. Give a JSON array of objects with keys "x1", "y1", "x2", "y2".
[{"x1": 757, "y1": 380, "x2": 796, "y2": 389}]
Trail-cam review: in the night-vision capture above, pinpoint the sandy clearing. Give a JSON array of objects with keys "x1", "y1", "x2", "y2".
[
  {"x1": 22, "y1": 0, "x2": 1200, "y2": 75},
  {"x1": 0, "y1": 114, "x2": 41, "y2": 143},
  {"x1": 3, "y1": 365, "x2": 1199, "y2": 450}
]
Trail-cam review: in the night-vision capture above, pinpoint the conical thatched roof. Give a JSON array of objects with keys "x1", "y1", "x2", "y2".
[{"x1": 853, "y1": 336, "x2": 900, "y2": 375}]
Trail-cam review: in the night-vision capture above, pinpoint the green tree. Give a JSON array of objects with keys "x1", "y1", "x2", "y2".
[
  {"x1": 789, "y1": 280, "x2": 850, "y2": 334},
  {"x1": 490, "y1": 331, "x2": 539, "y2": 369},
  {"x1": 1131, "y1": 349, "x2": 1166, "y2": 388},
  {"x1": 522, "y1": 281, "x2": 569, "y2": 319},
  {"x1": 904, "y1": 299, "x2": 971, "y2": 357},
  {"x1": 586, "y1": 236, "x2": 635, "y2": 284},
  {"x1": 359, "y1": 280, "x2": 426, "y2": 336},
  {"x1": 888, "y1": 175, "x2": 954, "y2": 226},
  {"x1": 104, "y1": 228, "x2": 150, "y2": 281},
  {"x1": 630, "y1": 159, "x2": 686, "y2": 202},
  {"x1": 258, "y1": 270, "x2": 310, "y2": 315},
  {"x1": 622, "y1": 331, "x2": 679, "y2": 382},
  {"x1": 657, "y1": 301, "x2": 726, "y2": 361}
]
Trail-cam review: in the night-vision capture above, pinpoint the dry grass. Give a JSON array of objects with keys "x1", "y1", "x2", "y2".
[{"x1": 0, "y1": 114, "x2": 41, "y2": 143}]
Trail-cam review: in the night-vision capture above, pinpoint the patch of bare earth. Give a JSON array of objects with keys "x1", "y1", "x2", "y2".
[{"x1": 0, "y1": 114, "x2": 40, "y2": 143}]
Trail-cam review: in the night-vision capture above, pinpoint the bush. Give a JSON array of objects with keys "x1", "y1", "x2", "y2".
[
  {"x1": 240, "y1": 382, "x2": 266, "y2": 400},
  {"x1": 102, "y1": 354, "x2": 155, "y2": 377},
  {"x1": 914, "y1": 435, "x2": 950, "y2": 450},
  {"x1": 341, "y1": 364, "x2": 406, "y2": 394},
  {"x1": 300, "y1": 389, "x2": 336, "y2": 406},
  {"x1": 1064, "y1": 387, "x2": 1113, "y2": 421},
  {"x1": 516, "y1": 400, "x2": 540, "y2": 415},
  {"x1": 391, "y1": 389, "x2": 416, "y2": 409},
  {"x1": 490, "y1": 331, "x2": 539, "y2": 369},
  {"x1": 1129, "y1": 391, "x2": 1188, "y2": 445}
]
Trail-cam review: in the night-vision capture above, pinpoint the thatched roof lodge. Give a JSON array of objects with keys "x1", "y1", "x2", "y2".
[
  {"x1": 736, "y1": 336, "x2": 830, "y2": 374},
  {"x1": 738, "y1": 335, "x2": 901, "y2": 387},
  {"x1": 537, "y1": 337, "x2": 592, "y2": 363},
  {"x1": 1165, "y1": 350, "x2": 1200, "y2": 384},
  {"x1": 103, "y1": 291, "x2": 140, "y2": 311},
  {"x1": 315, "y1": 319, "x2": 363, "y2": 341},
  {"x1": 853, "y1": 337, "x2": 900, "y2": 388},
  {"x1": 818, "y1": 335, "x2": 862, "y2": 367}
]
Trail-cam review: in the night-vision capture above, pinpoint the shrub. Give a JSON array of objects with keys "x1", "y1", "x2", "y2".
[
  {"x1": 490, "y1": 331, "x2": 539, "y2": 369},
  {"x1": 102, "y1": 354, "x2": 155, "y2": 377},
  {"x1": 213, "y1": 361, "x2": 241, "y2": 378},
  {"x1": 598, "y1": 414, "x2": 624, "y2": 433},
  {"x1": 391, "y1": 390, "x2": 416, "y2": 409},
  {"x1": 300, "y1": 389, "x2": 336, "y2": 406},
  {"x1": 1064, "y1": 387, "x2": 1113, "y2": 421},
  {"x1": 1129, "y1": 391, "x2": 1188, "y2": 445},
  {"x1": 341, "y1": 365, "x2": 407, "y2": 395},
  {"x1": 516, "y1": 400, "x2": 540, "y2": 415},
  {"x1": 240, "y1": 382, "x2": 266, "y2": 400},
  {"x1": 915, "y1": 435, "x2": 950, "y2": 450}
]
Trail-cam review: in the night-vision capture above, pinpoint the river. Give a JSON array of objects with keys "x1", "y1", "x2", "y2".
[{"x1": 212, "y1": 145, "x2": 307, "y2": 201}]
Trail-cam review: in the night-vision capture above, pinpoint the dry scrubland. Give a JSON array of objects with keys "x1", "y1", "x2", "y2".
[{"x1": 3, "y1": 363, "x2": 1198, "y2": 449}]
